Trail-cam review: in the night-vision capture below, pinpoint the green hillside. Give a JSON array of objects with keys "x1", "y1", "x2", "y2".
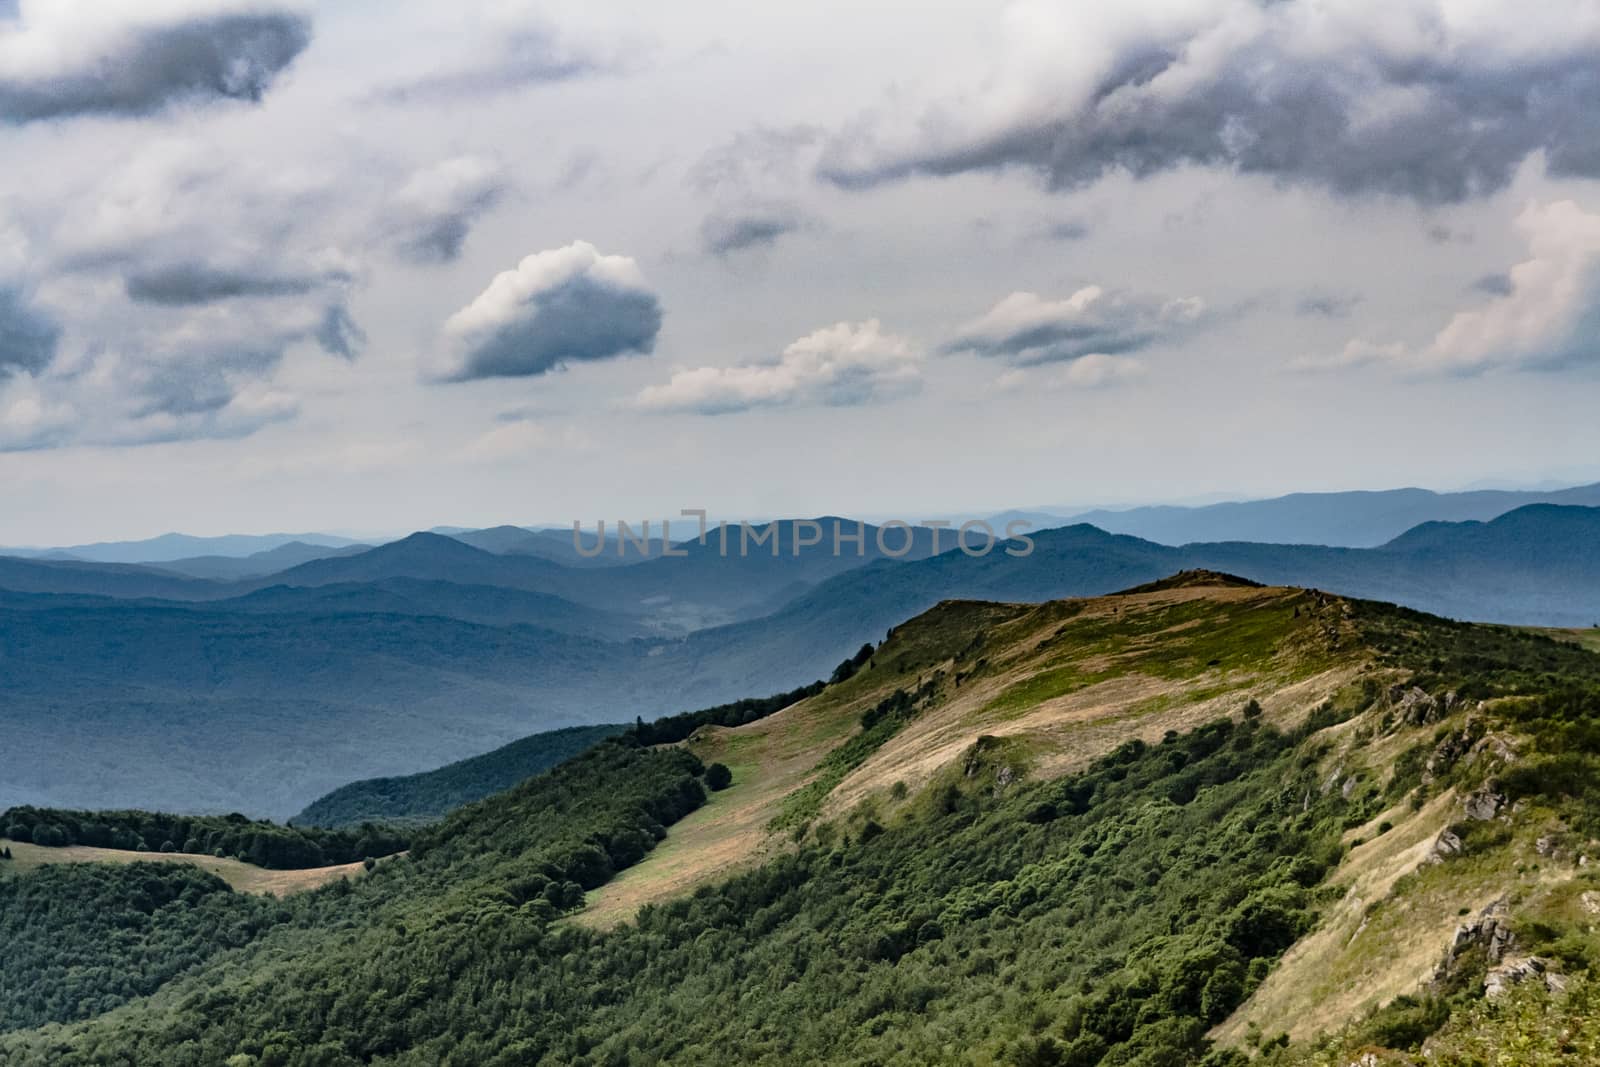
[
  {"x1": 291, "y1": 723, "x2": 627, "y2": 828},
  {"x1": 3, "y1": 579, "x2": 1600, "y2": 1064}
]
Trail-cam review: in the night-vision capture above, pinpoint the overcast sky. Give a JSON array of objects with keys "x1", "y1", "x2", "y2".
[{"x1": 3, "y1": 0, "x2": 1600, "y2": 544}]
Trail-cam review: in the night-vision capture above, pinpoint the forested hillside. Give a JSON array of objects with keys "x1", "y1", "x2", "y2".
[
  {"x1": 291, "y1": 724, "x2": 627, "y2": 828},
  {"x1": 3, "y1": 579, "x2": 1599, "y2": 1064}
]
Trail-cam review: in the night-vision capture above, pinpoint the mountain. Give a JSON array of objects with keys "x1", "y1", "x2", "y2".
[
  {"x1": 1067, "y1": 481, "x2": 1600, "y2": 547},
  {"x1": 0, "y1": 556, "x2": 226, "y2": 600},
  {"x1": 732, "y1": 505, "x2": 1600, "y2": 679},
  {"x1": 5, "y1": 506, "x2": 1600, "y2": 816},
  {"x1": 447, "y1": 525, "x2": 629, "y2": 568},
  {"x1": 4, "y1": 580, "x2": 1599, "y2": 1064},
  {"x1": 0, "y1": 531, "x2": 364, "y2": 564},
  {"x1": 207, "y1": 578, "x2": 650, "y2": 637},
  {"x1": 145, "y1": 541, "x2": 372, "y2": 580},
  {"x1": 290, "y1": 723, "x2": 628, "y2": 828}
]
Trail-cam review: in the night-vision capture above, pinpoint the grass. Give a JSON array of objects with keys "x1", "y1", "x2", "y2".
[
  {"x1": 579, "y1": 580, "x2": 1367, "y2": 929},
  {"x1": 1535, "y1": 627, "x2": 1600, "y2": 655},
  {"x1": 0, "y1": 839, "x2": 372, "y2": 896}
]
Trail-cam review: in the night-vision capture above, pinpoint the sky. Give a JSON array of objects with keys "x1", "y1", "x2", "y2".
[{"x1": 3, "y1": 0, "x2": 1600, "y2": 544}]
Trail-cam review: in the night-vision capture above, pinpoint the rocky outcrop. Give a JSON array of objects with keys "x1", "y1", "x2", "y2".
[
  {"x1": 1388, "y1": 685, "x2": 1452, "y2": 727},
  {"x1": 1432, "y1": 899, "x2": 1569, "y2": 998},
  {"x1": 1485, "y1": 955, "x2": 1567, "y2": 999},
  {"x1": 1463, "y1": 788, "x2": 1505, "y2": 821},
  {"x1": 1426, "y1": 828, "x2": 1463, "y2": 864},
  {"x1": 1432, "y1": 899, "x2": 1512, "y2": 987}
]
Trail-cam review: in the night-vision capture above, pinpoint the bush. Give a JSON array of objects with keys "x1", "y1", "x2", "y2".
[{"x1": 705, "y1": 763, "x2": 733, "y2": 791}]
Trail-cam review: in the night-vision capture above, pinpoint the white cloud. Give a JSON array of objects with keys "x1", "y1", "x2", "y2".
[
  {"x1": 947, "y1": 286, "x2": 1205, "y2": 365},
  {"x1": 993, "y1": 353, "x2": 1147, "y2": 392},
  {"x1": 635, "y1": 319, "x2": 921, "y2": 415},
  {"x1": 431, "y1": 241, "x2": 662, "y2": 383},
  {"x1": 388, "y1": 156, "x2": 508, "y2": 264},
  {"x1": 1304, "y1": 200, "x2": 1600, "y2": 375}
]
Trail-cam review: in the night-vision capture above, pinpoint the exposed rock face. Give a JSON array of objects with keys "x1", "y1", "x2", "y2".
[
  {"x1": 1433, "y1": 899, "x2": 1513, "y2": 987},
  {"x1": 1485, "y1": 956, "x2": 1567, "y2": 999},
  {"x1": 1427, "y1": 829, "x2": 1463, "y2": 864},
  {"x1": 1463, "y1": 788, "x2": 1506, "y2": 822},
  {"x1": 1390, "y1": 685, "x2": 1445, "y2": 726},
  {"x1": 1424, "y1": 717, "x2": 1485, "y2": 781}
]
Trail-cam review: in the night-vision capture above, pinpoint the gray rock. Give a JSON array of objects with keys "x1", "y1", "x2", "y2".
[
  {"x1": 1464, "y1": 789, "x2": 1505, "y2": 821},
  {"x1": 1428, "y1": 829, "x2": 1463, "y2": 863},
  {"x1": 1485, "y1": 955, "x2": 1565, "y2": 999}
]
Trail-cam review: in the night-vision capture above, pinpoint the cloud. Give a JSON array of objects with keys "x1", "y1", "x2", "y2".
[
  {"x1": 994, "y1": 353, "x2": 1147, "y2": 392},
  {"x1": 0, "y1": 287, "x2": 59, "y2": 376},
  {"x1": 314, "y1": 304, "x2": 364, "y2": 361},
  {"x1": 945, "y1": 286, "x2": 1205, "y2": 365},
  {"x1": 700, "y1": 203, "x2": 810, "y2": 256},
  {"x1": 689, "y1": 126, "x2": 822, "y2": 197},
  {"x1": 431, "y1": 242, "x2": 661, "y2": 383},
  {"x1": 0, "y1": 1, "x2": 310, "y2": 124},
  {"x1": 635, "y1": 319, "x2": 921, "y2": 415},
  {"x1": 819, "y1": 0, "x2": 1600, "y2": 204},
  {"x1": 1041, "y1": 219, "x2": 1091, "y2": 242},
  {"x1": 1295, "y1": 291, "x2": 1363, "y2": 319},
  {"x1": 388, "y1": 156, "x2": 508, "y2": 264},
  {"x1": 377, "y1": 17, "x2": 619, "y2": 104},
  {"x1": 124, "y1": 261, "x2": 339, "y2": 306},
  {"x1": 1471, "y1": 272, "x2": 1514, "y2": 297},
  {"x1": 1303, "y1": 200, "x2": 1600, "y2": 375}
]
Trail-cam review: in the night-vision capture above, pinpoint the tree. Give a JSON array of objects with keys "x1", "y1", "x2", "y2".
[{"x1": 705, "y1": 763, "x2": 733, "y2": 791}]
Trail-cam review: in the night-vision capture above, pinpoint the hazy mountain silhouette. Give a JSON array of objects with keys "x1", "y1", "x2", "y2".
[{"x1": 1066, "y1": 482, "x2": 1600, "y2": 547}]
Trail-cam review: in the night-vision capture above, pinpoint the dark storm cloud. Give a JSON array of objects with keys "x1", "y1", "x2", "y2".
[
  {"x1": 124, "y1": 262, "x2": 325, "y2": 306},
  {"x1": 700, "y1": 206, "x2": 807, "y2": 256},
  {"x1": 0, "y1": 10, "x2": 311, "y2": 124},
  {"x1": 818, "y1": 3, "x2": 1600, "y2": 204},
  {"x1": 0, "y1": 287, "x2": 60, "y2": 376},
  {"x1": 435, "y1": 243, "x2": 662, "y2": 383}
]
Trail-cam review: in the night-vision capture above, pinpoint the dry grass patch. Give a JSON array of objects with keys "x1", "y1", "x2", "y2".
[{"x1": 1, "y1": 839, "x2": 370, "y2": 895}]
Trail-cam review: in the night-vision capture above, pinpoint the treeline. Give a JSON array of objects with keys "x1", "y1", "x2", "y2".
[
  {"x1": 624, "y1": 680, "x2": 827, "y2": 746},
  {"x1": 292, "y1": 724, "x2": 628, "y2": 829},
  {"x1": 0, "y1": 807, "x2": 408, "y2": 870},
  {"x1": 406, "y1": 740, "x2": 711, "y2": 910},
  {"x1": 623, "y1": 644, "x2": 881, "y2": 748}
]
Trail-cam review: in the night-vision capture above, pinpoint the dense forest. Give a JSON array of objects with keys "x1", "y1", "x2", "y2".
[
  {"x1": 0, "y1": 808, "x2": 409, "y2": 869},
  {"x1": 0, "y1": 864, "x2": 287, "y2": 1032}
]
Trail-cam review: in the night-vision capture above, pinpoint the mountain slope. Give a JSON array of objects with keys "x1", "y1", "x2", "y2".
[
  {"x1": 291, "y1": 723, "x2": 627, "y2": 828},
  {"x1": 7, "y1": 580, "x2": 1600, "y2": 1064}
]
